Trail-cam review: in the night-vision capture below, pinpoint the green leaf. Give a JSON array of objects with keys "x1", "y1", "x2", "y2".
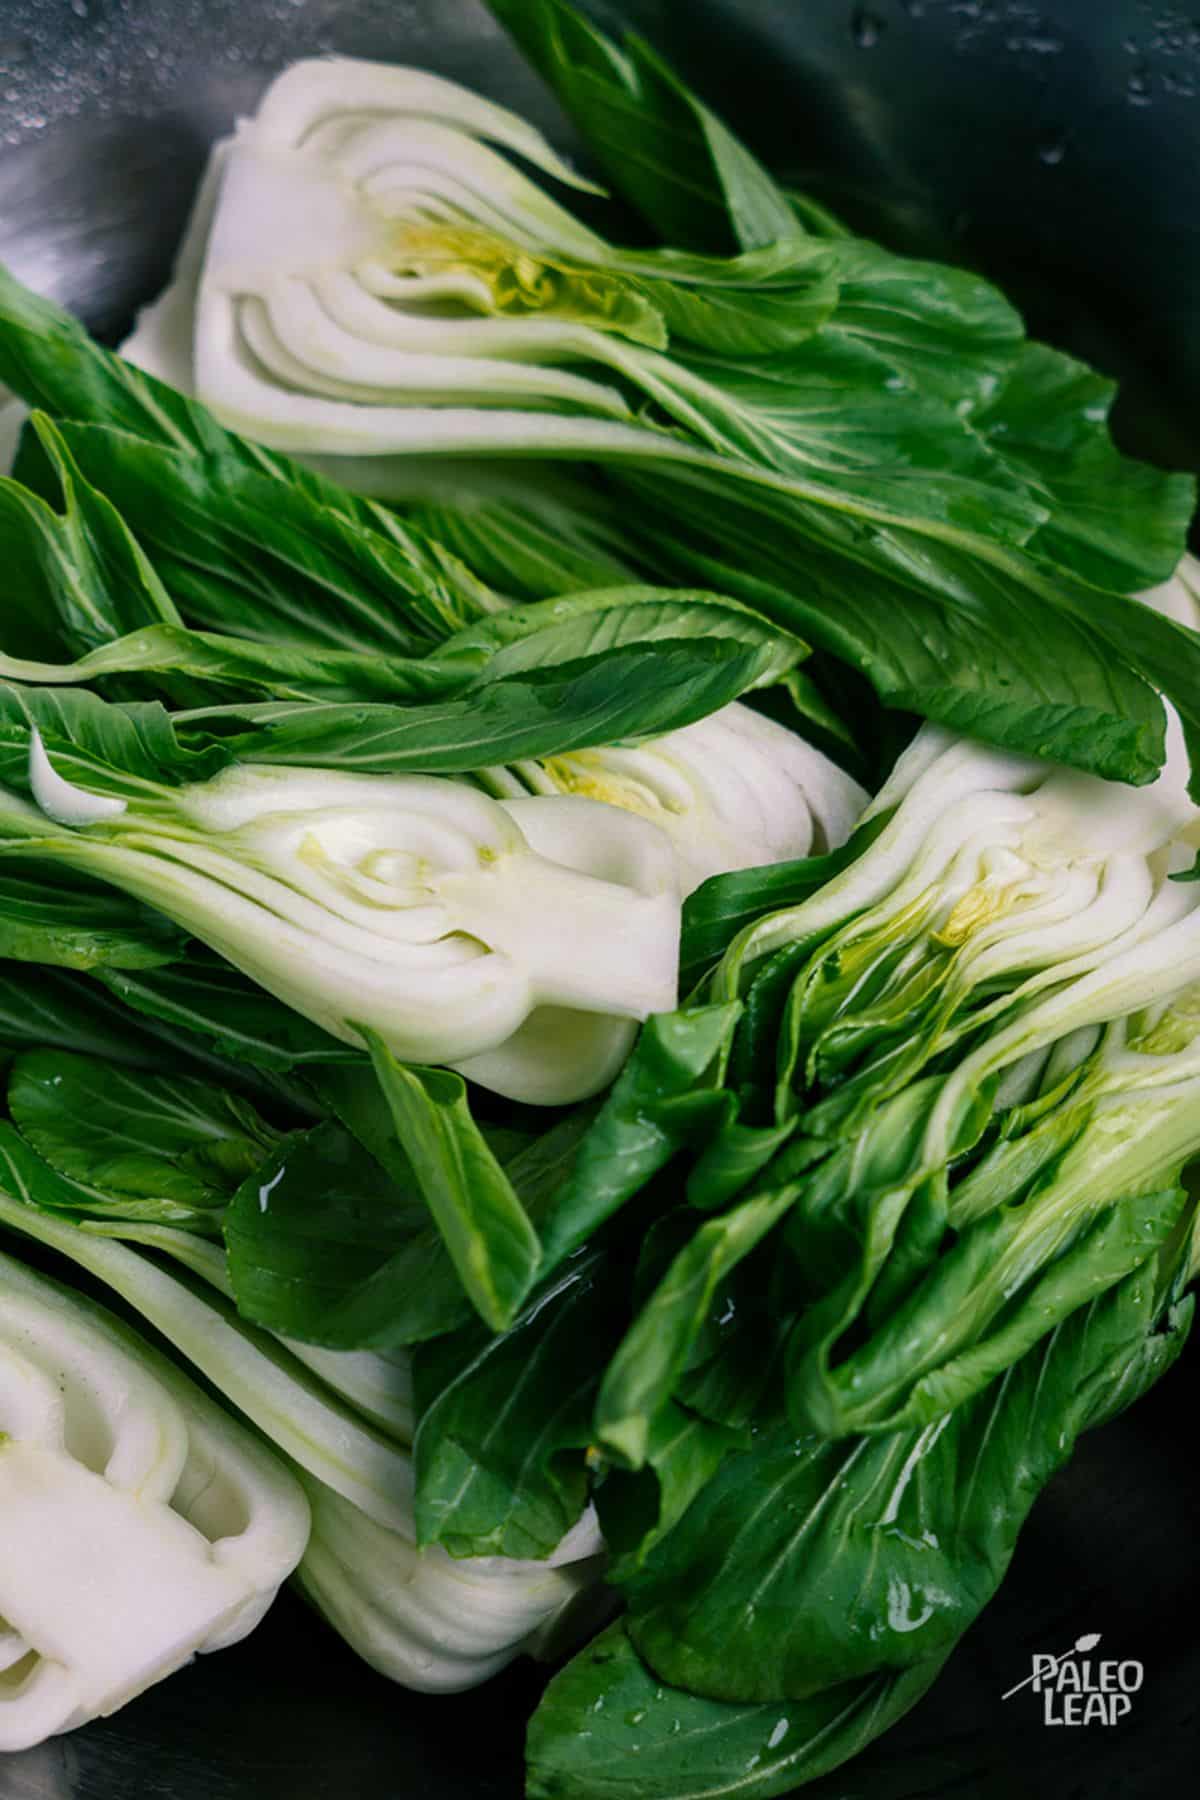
[
  {"x1": 0, "y1": 413, "x2": 180, "y2": 665},
  {"x1": 0, "y1": 962, "x2": 173, "y2": 1064},
  {"x1": 789, "y1": 1183, "x2": 1188, "y2": 1439},
  {"x1": 822, "y1": 237, "x2": 1024, "y2": 412},
  {"x1": 8, "y1": 1047, "x2": 277, "y2": 1212},
  {"x1": 227, "y1": 1068, "x2": 600, "y2": 1351},
  {"x1": 622, "y1": 470, "x2": 1168, "y2": 784},
  {"x1": 406, "y1": 479, "x2": 641, "y2": 601},
  {"x1": 974, "y1": 341, "x2": 1196, "y2": 591},
  {"x1": 0, "y1": 856, "x2": 184, "y2": 970},
  {"x1": 721, "y1": 940, "x2": 816, "y2": 1108},
  {"x1": 0, "y1": 961, "x2": 316, "y2": 1114},
  {"x1": 684, "y1": 1115, "x2": 796, "y2": 1212},
  {"x1": 536, "y1": 1005, "x2": 742, "y2": 1271},
  {"x1": 0, "y1": 569, "x2": 802, "y2": 715},
  {"x1": 595, "y1": 1185, "x2": 796, "y2": 1467},
  {"x1": 7, "y1": 226, "x2": 1189, "y2": 787},
  {"x1": 664, "y1": 334, "x2": 1043, "y2": 546},
  {"x1": 176, "y1": 637, "x2": 778, "y2": 774},
  {"x1": 0, "y1": 259, "x2": 483, "y2": 659},
  {"x1": 620, "y1": 244, "x2": 839, "y2": 356},
  {"x1": 765, "y1": 927, "x2": 1200, "y2": 1437},
  {"x1": 316, "y1": 1059, "x2": 595, "y2": 1215},
  {"x1": 676, "y1": 1285, "x2": 791, "y2": 1436},
  {"x1": 484, "y1": 0, "x2": 796, "y2": 253},
  {"x1": 0, "y1": 1115, "x2": 223, "y2": 1232},
  {"x1": 445, "y1": 584, "x2": 805, "y2": 687},
  {"x1": 505, "y1": 1109, "x2": 606, "y2": 1213},
  {"x1": 413, "y1": 1255, "x2": 616, "y2": 1558},
  {"x1": 755, "y1": 1078, "x2": 993, "y2": 1394},
  {"x1": 306, "y1": 1062, "x2": 427, "y2": 1187},
  {"x1": 0, "y1": 618, "x2": 480, "y2": 707},
  {"x1": 680, "y1": 815, "x2": 889, "y2": 987},
  {"x1": 37, "y1": 420, "x2": 487, "y2": 656},
  {"x1": 775, "y1": 665, "x2": 863, "y2": 762},
  {"x1": 223, "y1": 1118, "x2": 470, "y2": 1349},
  {"x1": 363, "y1": 1034, "x2": 542, "y2": 1332},
  {"x1": 0, "y1": 678, "x2": 230, "y2": 796},
  {"x1": 619, "y1": 1264, "x2": 1192, "y2": 1703},
  {"x1": 1045, "y1": 578, "x2": 1200, "y2": 803},
  {"x1": 0, "y1": 266, "x2": 493, "y2": 654},
  {"x1": 594, "y1": 1400, "x2": 741, "y2": 1578},
  {"x1": 0, "y1": 264, "x2": 226, "y2": 453},
  {"x1": 526, "y1": 1620, "x2": 948, "y2": 1800},
  {"x1": 95, "y1": 952, "x2": 360, "y2": 1072}
]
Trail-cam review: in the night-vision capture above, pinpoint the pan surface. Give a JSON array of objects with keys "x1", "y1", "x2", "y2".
[{"x1": 2, "y1": 4, "x2": 1197, "y2": 1795}]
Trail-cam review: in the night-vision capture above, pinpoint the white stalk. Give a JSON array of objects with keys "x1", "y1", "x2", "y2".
[
  {"x1": 0, "y1": 1188, "x2": 414, "y2": 1534},
  {"x1": 0, "y1": 1248, "x2": 308, "y2": 1751},
  {"x1": 111, "y1": 55, "x2": 893, "y2": 519},
  {"x1": 925, "y1": 874, "x2": 1200, "y2": 1166},
  {"x1": 293, "y1": 1477, "x2": 604, "y2": 1695},
  {"x1": 722, "y1": 718, "x2": 1198, "y2": 993},
  {"x1": 88, "y1": 1223, "x2": 415, "y2": 1445},
  {"x1": 0, "y1": 1206, "x2": 604, "y2": 1706},
  {"x1": 534, "y1": 701, "x2": 868, "y2": 894},
  {"x1": 29, "y1": 729, "x2": 126, "y2": 825},
  {"x1": 249, "y1": 59, "x2": 605, "y2": 199},
  {"x1": 23, "y1": 748, "x2": 682, "y2": 1105},
  {"x1": 719, "y1": 735, "x2": 1040, "y2": 988}
]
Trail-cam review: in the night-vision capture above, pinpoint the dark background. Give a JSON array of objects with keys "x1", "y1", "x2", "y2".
[{"x1": 2, "y1": 3, "x2": 1199, "y2": 1795}]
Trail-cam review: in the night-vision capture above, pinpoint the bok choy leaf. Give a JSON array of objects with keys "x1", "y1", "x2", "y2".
[
  {"x1": 0, "y1": 1133, "x2": 606, "y2": 1698},
  {"x1": 11, "y1": 4, "x2": 1181, "y2": 787},
  {"x1": 526, "y1": 1259, "x2": 1190, "y2": 1795}
]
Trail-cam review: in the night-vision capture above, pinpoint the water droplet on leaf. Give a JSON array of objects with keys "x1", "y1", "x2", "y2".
[
  {"x1": 851, "y1": 7, "x2": 886, "y2": 48},
  {"x1": 1037, "y1": 132, "x2": 1067, "y2": 165}
]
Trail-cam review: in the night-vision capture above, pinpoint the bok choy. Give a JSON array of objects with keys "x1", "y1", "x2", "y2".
[
  {"x1": 519, "y1": 701, "x2": 867, "y2": 895},
  {"x1": 11, "y1": 744, "x2": 681, "y2": 1104},
  {"x1": 0, "y1": 1246, "x2": 308, "y2": 1751},
  {"x1": 99, "y1": 6, "x2": 1200, "y2": 794},
  {"x1": 676, "y1": 718, "x2": 1200, "y2": 1440},
  {"x1": 0, "y1": 0, "x2": 1196, "y2": 1787},
  {"x1": 0, "y1": 1136, "x2": 605, "y2": 1698}
]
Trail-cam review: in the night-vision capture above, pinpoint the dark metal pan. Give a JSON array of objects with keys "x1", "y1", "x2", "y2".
[{"x1": 2, "y1": 4, "x2": 1197, "y2": 1795}]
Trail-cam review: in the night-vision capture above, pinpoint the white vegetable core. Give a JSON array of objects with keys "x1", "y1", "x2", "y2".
[{"x1": 28, "y1": 729, "x2": 127, "y2": 826}]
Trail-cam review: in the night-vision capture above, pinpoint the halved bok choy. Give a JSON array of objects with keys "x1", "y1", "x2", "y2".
[
  {"x1": 10, "y1": 743, "x2": 681, "y2": 1106},
  {"x1": 663, "y1": 711, "x2": 1200, "y2": 1444},
  {"x1": 0, "y1": 1246, "x2": 308, "y2": 1751},
  {"x1": 0, "y1": 1146, "x2": 606, "y2": 1698}
]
